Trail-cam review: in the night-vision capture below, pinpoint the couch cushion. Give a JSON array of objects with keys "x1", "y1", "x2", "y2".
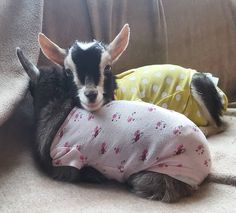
[{"x1": 1, "y1": 98, "x2": 236, "y2": 211}]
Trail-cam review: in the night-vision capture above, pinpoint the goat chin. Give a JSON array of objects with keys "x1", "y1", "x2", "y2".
[{"x1": 81, "y1": 100, "x2": 104, "y2": 112}]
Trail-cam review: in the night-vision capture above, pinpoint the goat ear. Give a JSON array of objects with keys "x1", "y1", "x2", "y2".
[
  {"x1": 16, "y1": 47, "x2": 40, "y2": 83},
  {"x1": 107, "y1": 23, "x2": 130, "y2": 63},
  {"x1": 38, "y1": 33, "x2": 66, "y2": 66}
]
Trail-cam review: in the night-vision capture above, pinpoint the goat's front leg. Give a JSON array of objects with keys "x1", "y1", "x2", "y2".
[
  {"x1": 52, "y1": 166, "x2": 107, "y2": 183},
  {"x1": 51, "y1": 166, "x2": 81, "y2": 182}
]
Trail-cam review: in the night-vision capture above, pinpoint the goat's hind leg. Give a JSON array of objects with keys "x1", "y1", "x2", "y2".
[
  {"x1": 199, "y1": 121, "x2": 228, "y2": 137},
  {"x1": 126, "y1": 171, "x2": 195, "y2": 203},
  {"x1": 191, "y1": 73, "x2": 226, "y2": 137}
]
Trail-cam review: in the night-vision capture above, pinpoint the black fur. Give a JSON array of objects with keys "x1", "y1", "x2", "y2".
[
  {"x1": 192, "y1": 73, "x2": 223, "y2": 126},
  {"x1": 30, "y1": 66, "x2": 107, "y2": 183},
  {"x1": 71, "y1": 42, "x2": 105, "y2": 85},
  {"x1": 103, "y1": 67, "x2": 117, "y2": 103}
]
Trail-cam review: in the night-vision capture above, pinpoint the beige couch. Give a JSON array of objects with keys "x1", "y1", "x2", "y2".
[{"x1": 1, "y1": 0, "x2": 236, "y2": 212}]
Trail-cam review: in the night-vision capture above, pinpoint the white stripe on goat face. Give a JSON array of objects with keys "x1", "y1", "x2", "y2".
[
  {"x1": 64, "y1": 48, "x2": 80, "y2": 86},
  {"x1": 64, "y1": 41, "x2": 110, "y2": 111}
]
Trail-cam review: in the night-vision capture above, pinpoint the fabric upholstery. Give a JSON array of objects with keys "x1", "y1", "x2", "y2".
[
  {"x1": 1, "y1": 0, "x2": 236, "y2": 212},
  {"x1": 0, "y1": 0, "x2": 43, "y2": 126}
]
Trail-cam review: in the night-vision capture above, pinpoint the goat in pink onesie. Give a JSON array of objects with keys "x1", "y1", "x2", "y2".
[{"x1": 51, "y1": 100, "x2": 211, "y2": 187}]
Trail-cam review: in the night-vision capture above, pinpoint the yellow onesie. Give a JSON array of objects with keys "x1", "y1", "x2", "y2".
[{"x1": 114, "y1": 64, "x2": 228, "y2": 126}]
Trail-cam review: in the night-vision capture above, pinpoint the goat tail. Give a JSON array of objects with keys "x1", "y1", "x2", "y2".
[{"x1": 206, "y1": 173, "x2": 236, "y2": 186}]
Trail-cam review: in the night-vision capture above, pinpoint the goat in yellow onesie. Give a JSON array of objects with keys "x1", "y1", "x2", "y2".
[{"x1": 114, "y1": 64, "x2": 228, "y2": 134}]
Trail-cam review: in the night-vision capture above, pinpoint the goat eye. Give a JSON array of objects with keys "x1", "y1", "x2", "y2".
[{"x1": 104, "y1": 65, "x2": 112, "y2": 71}]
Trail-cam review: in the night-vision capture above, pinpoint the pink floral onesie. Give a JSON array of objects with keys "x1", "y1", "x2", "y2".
[{"x1": 51, "y1": 100, "x2": 211, "y2": 187}]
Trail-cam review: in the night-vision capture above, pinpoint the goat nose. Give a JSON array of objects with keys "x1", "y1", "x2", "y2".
[{"x1": 84, "y1": 90, "x2": 98, "y2": 102}]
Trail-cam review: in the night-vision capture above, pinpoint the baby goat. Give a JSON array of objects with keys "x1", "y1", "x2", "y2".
[
  {"x1": 37, "y1": 24, "x2": 228, "y2": 137},
  {"x1": 16, "y1": 48, "x2": 236, "y2": 203}
]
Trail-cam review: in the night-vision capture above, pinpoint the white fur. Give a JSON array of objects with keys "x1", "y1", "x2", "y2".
[
  {"x1": 100, "y1": 51, "x2": 111, "y2": 71},
  {"x1": 76, "y1": 41, "x2": 96, "y2": 50},
  {"x1": 78, "y1": 86, "x2": 104, "y2": 111},
  {"x1": 98, "y1": 50, "x2": 111, "y2": 89},
  {"x1": 64, "y1": 49, "x2": 80, "y2": 87}
]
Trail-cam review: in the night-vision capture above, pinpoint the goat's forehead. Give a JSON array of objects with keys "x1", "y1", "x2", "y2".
[
  {"x1": 72, "y1": 41, "x2": 105, "y2": 57},
  {"x1": 64, "y1": 41, "x2": 109, "y2": 85},
  {"x1": 75, "y1": 41, "x2": 97, "y2": 50},
  {"x1": 69, "y1": 42, "x2": 105, "y2": 69}
]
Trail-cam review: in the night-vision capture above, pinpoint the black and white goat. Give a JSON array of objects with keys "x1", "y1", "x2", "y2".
[
  {"x1": 16, "y1": 48, "x2": 236, "y2": 203},
  {"x1": 37, "y1": 24, "x2": 227, "y2": 137}
]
